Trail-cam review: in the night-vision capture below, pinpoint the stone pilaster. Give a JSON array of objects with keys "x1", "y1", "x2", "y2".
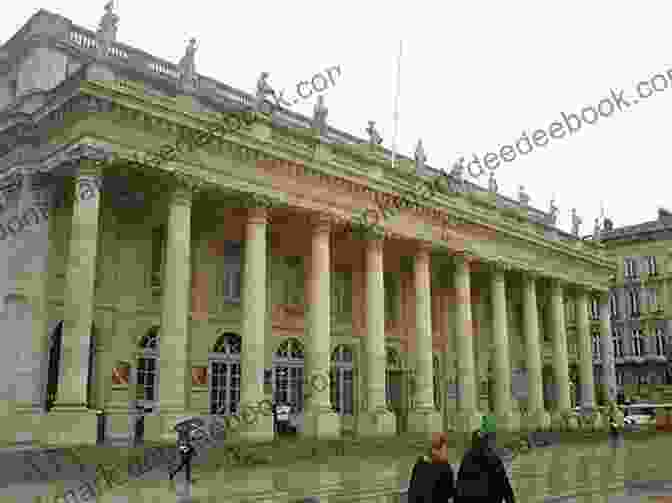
[
  {"x1": 303, "y1": 215, "x2": 340, "y2": 439},
  {"x1": 238, "y1": 204, "x2": 273, "y2": 441},
  {"x1": 146, "y1": 175, "x2": 198, "y2": 442},
  {"x1": 576, "y1": 288, "x2": 596, "y2": 410},
  {"x1": 549, "y1": 279, "x2": 576, "y2": 429},
  {"x1": 357, "y1": 237, "x2": 395, "y2": 436},
  {"x1": 521, "y1": 270, "x2": 550, "y2": 430},
  {"x1": 490, "y1": 260, "x2": 517, "y2": 432},
  {"x1": 48, "y1": 161, "x2": 102, "y2": 445},
  {"x1": 598, "y1": 291, "x2": 618, "y2": 404},
  {"x1": 453, "y1": 253, "x2": 482, "y2": 433},
  {"x1": 408, "y1": 243, "x2": 441, "y2": 435}
]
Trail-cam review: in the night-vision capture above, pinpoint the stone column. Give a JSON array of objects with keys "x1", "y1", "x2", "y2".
[
  {"x1": 521, "y1": 271, "x2": 550, "y2": 430},
  {"x1": 303, "y1": 215, "x2": 340, "y2": 439},
  {"x1": 357, "y1": 237, "x2": 395, "y2": 436},
  {"x1": 49, "y1": 161, "x2": 102, "y2": 445},
  {"x1": 599, "y1": 291, "x2": 619, "y2": 406},
  {"x1": 145, "y1": 176, "x2": 196, "y2": 441},
  {"x1": 408, "y1": 243, "x2": 441, "y2": 435},
  {"x1": 549, "y1": 278, "x2": 576, "y2": 429},
  {"x1": 238, "y1": 203, "x2": 273, "y2": 441},
  {"x1": 576, "y1": 288, "x2": 596, "y2": 410},
  {"x1": 453, "y1": 253, "x2": 482, "y2": 433},
  {"x1": 490, "y1": 261, "x2": 516, "y2": 431}
]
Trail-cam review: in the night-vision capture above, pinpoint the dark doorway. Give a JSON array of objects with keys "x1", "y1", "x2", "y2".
[
  {"x1": 45, "y1": 321, "x2": 64, "y2": 411},
  {"x1": 386, "y1": 370, "x2": 405, "y2": 434}
]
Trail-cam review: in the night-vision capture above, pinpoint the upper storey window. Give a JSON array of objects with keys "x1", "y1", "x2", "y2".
[{"x1": 624, "y1": 257, "x2": 638, "y2": 279}]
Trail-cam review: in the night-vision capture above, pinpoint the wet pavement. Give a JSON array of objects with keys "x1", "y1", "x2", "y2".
[{"x1": 0, "y1": 432, "x2": 670, "y2": 502}]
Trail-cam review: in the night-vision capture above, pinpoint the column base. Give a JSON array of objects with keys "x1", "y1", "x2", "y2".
[
  {"x1": 454, "y1": 410, "x2": 483, "y2": 433},
  {"x1": 523, "y1": 408, "x2": 551, "y2": 431},
  {"x1": 356, "y1": 409, "x2": 397, "y2": 437},
  {"x1": 142, "y1": 411, "x2": 207, "y2": 443},
  {"x1": 42, "y1": 407, "x2": 98, "y2": 446},
  {"x1": 407, "y1": 408, "x2": 442, "y2": 435},
  {"x1": 236, "y1": 412, "x2": 274, "y2": 443},
  {"x1": 551, "y1": 410, "x2": 579, "y2": 431},
  {"x1": 302, "y1": 408, "x2": 341, "y2": 439},
  {"x1": 494, "y1": 411, "x2": 520, "y2": 433}
]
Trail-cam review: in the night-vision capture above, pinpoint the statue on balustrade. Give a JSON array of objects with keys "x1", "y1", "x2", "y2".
[
  {"x1": 571, "y1": 208, "x2": 582, "y2": 236},
  {"x1": 593, "y1": 217, "x2": 602, "y2": 241},
  {"x1": 178, "y1": 38, "x2": 198, "y2": 90},
  {"x1": 414, "y1": 139, "x2": 426, "y2": 174},
  {"x1": 365, "y1": 120, "x2": 383, "y2": 147},
  {"x1": 96, "y1": 1, "x2": 119, "y2": 58},
  {"x1": 518, "y1": 185, "x2": 530, "y2": 206},
  {"x1": 311, "y1": 95, "x2": 328, "y2": 136},
  {"x1": 548, "y1": 197, "x2": 559, "y2": 225},
  {"x1": 255, "y1": 72, "x2": 278, "y2": 114},
  {"x1": 487, "y1": 171, "x2": 498, "y2": 194},
  {"x1": 449, "y1": 159, "x2": 465, "y2": 192}
]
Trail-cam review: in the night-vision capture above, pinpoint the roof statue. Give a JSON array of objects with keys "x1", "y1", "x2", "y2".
[
  {"x1": 548, "y1": 197, "x2": 559, "y2": 225},
  {"x1": 593, "y1": 217, "x2": 601, "y2": 241},
  {"x1": 365, "y1": 120, "x2": 383, "y2": 147},
  {"x1": 96, "y1": 1, "x2": 119, "y2": 58},
  {"x1": 571, "y1": 208, "x2": 582, "y2": 236},
  {"x1": 487, "y1": 171, "x2": 498, "y2": 194},
  {"x1": 449, "y1": 159, "x2": 465, "y2": 192},
  {"x1": 414, "y1": 139, "x2": 426, "y2": 174},
  {"x1": 255, "y1": 72, "x2": 278, "y2": 114},
  {"x1": 178, "y1": 38, "x2": 198, "y2": 90},
  {"x1": 518, "y1": 185, "x2": 530, "y2": 207},
  {"x1": 311, "y1": 95, "x2": 328, "y2": 136}
]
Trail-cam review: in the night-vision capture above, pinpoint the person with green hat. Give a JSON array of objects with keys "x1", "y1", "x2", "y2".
[{"x1": 455, "y1": 415, "x2": 515, "y2": 503}]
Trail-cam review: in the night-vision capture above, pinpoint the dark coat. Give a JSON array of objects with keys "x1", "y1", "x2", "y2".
[
  {"x1": 408, "y1": 455, "x2": 455, "y2": 503},
  {"x1": 455, "y1": 443, "x2": 515, "y2": 503}
]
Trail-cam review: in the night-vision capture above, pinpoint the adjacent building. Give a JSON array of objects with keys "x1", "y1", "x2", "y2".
[
  {"x1": 0, "y1": 7, "x2": 617, "y2": 446},
  {"x1": 599, "y1": 209, "x2": 672, "y2": 402}
]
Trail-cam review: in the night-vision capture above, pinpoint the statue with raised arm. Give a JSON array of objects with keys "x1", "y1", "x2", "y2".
[
  {"x1": 571, "y1": 208, "x2": 582, "y2": 236},
  {"x1": 414, "y1": 139, "x2": 426, "y2": 174},
  {"x1": 96, "y1": 1, "x2": 119, "y2": 58},
  {"x1": 366, "y1": 120, "x2": 383, "y2": 147},
  {"x1": 488, "y1": 171, "x2": 498, "y2": 194},
  {"x1": 255, "y1": 72, "x2": 277, "y2": 113},
  {"x1": 312, "y1": 95, "x2": 328, "y2": 136},
  {"x1": 518, "y1": 185, "x2": 530, "y2": 206},
  {"x1": 593, "y1": 217, "x2": 602, "y2": 240},
  {"x1": 178, "y1": 38, "x2": 198, "y2": 89}
]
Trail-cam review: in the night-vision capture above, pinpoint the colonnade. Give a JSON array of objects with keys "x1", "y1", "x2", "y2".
[{"x1": 27, "y1": 161, "x2": 615, "y2": 443}]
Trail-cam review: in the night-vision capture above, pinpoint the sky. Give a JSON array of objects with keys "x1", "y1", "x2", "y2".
[{"x1": 2, "y1": 0, "x2": 672, "y2": 234}]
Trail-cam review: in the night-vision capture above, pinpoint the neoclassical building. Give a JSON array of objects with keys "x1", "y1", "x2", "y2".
[{"x1": 0, "y1": 7, "x2": 617, "y2": 446}]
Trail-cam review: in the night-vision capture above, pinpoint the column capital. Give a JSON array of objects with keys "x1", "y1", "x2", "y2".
[
  {"x1": 366, "y1": 236, "x2": 384, "y2": 253},
  {"x1": 415, "y1": 241, "x2": 432, "y2": 261},
  {"x1": 247, "y1": 206, "x2": 268, "y2": 224},
  {"x1": 452, "y1": 250, "x2": 478, "y2": 266},
  {"x1": 489, "y1": 257, "x2": 512, "y2": 277},
  {"x1": 521, "y1": 268, "x2": 542, "y2": 282},
  {"x1": 548, "y1": 276, "x2": 568, "y2": 293},
  {"x1": 76, "y1": 159, "x2": 103, "y2": 178},
  {"x1": 309, "y1": 212, "x2": 332, "y2": 234}
]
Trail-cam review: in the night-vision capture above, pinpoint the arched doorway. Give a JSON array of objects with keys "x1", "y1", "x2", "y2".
[
  {"x1": 273, "y1": 338, "x2": 304, "y2": 433},
  {"x1": 209, "y1": 332, "x2": 241, "y2": 415}
]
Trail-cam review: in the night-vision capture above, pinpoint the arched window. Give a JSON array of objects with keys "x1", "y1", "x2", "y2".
[
  {"x1": 330, "y1": 345, "x2": 354, "y2": 415},
  {"x1": 433, "y1": 355, "x2": 441, "y2": 411},
  {"x1": 273, "y1": 338, "x2": 304, "y2": 411},
  {"x1": 45, "y1": 321, "x2": 64, "y2": 412},
  {"x1": 136, "y1": 326, "x2": 159, "y2": 405},
  {"x1": 209, "y1": 332, "x2": 241, "y2": 415}
]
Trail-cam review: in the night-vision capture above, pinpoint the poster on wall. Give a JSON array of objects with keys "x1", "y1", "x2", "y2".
[{"x1": 112, "y1": 362, "x2": 130, "y2": 385}]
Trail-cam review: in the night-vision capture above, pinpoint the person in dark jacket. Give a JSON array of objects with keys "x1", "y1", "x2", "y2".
[
  {"x1": 455, "y1": 424, "x2": 515, "y2": 503},
  {"x1": 408, "y1": 431, "x2": 455, "y2": 502}
]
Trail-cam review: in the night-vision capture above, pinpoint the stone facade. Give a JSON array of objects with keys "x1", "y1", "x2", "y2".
[{"x1": 0, "y1": 9, "x2": 617, "y2": 446}]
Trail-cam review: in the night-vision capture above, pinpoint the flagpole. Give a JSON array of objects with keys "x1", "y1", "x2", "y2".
[{"x1": 391, "y1": 40, "x2": 402, "y2": 170}]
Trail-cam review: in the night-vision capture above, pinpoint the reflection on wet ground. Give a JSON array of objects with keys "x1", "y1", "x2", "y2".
[{"x1": 3, "y1": 433, "x2": 672, "y2": 502}]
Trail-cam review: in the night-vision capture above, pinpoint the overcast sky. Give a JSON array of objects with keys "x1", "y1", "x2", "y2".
[{"x1": 2, "y1": 0, "x2": 671, "y2": 234}]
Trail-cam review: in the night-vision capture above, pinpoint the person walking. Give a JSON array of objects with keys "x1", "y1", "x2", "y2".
[
  {"x1": 169, "y1": 435, "x2": 196, "y2": 484},
  {"x1": 407, "y1": 432, "x2": 455, "y2": 502},
  {"x1": 455, "y1": 418, "x2": 515, "y2": 503},
  {"x1": 276, "y1": 401, "x2": 291, "y2": 435}
]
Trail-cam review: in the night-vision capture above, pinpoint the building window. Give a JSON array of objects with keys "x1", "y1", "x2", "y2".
[
  {"x1": 222, "y1": 241, "x2": 242, "y2": 303},
  {"x1": 151, "y1": 226, "x2": 166, "y2": 290},
  {"x1": 655, "y1": 329, "x2": 665, "y2": 356},
  {"x1": 647, "y1": 287, "x2": 658, "y2": 312},
  {"x1": 628, "y1": 289, "x2": 641, "y2": 317},
  {"x1": 646, "y1": 256, "x2": 658, "y2": 276},
  {"x1": 592, "y1": 331, "x2": 601, "y2": 360},
  {"x1": 590, "y1": 298, "x2": 600, "y2": 320},
  {"x1": 614, "y1": 327, "x2": 624, "y2": 358},
  {"x1": 330, "y1": 345, "x2": 354, "y2": 415},
  {"x1": 632, "y1": 329, "x2": 643, "y2": 357},
  {"x1": 273, "y1": 338, "x2": 304, "y2": 411},
  {"x1": 210, "y1": 332, "x2": 241, "y2": 415},
  {"x1": 136, "y1": 326, "x2": 160, "y2": 404},
  {"x1": 609, "y1": 294, "x2": 618, "y2": 319},
  {"x1": 616, "y1": 370, "x2": 624, "y2": 386},
  {"x1": 624, "y1": 257, "x2": 638, "y2": 279}
]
